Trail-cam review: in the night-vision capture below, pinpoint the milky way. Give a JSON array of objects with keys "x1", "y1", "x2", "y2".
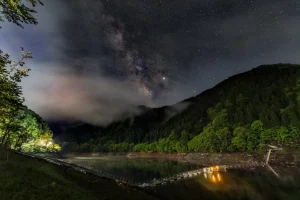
[
  {"x1": 60, "y1": 0, "x2": 172, "y2": 102},
  {"x1": 59, "y1": 0, "x2": 300, "y2": 105}
]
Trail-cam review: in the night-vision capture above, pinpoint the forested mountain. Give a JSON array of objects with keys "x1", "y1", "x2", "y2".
[{"x1": 53, "y1": 64, "x2": 300, "y2": 153}]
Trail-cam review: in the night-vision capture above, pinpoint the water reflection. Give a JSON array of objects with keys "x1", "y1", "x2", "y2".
[
  {"x1": 65, "y1": 156, "x2": 300, "y2": 199},
  {"x1": 203, "y1": 172, "x2": 222, "y2": 183},
  {"x1": 203, "y1": 166, "x2": 225, "y2": 184},
  {"x1": 147, "y1": 165, "x2": 300, "y2": 200},
  {"x1": 65, "y1": 156, "x2": 200, "y2": 182}
]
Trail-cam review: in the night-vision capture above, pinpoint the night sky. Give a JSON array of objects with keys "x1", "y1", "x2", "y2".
[{"x1": 1, "y1": 0, "x2": 300, "y2": 125}]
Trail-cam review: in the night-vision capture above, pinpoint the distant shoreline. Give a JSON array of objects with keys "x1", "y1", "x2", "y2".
[{"x1": 62, "y1": 151, "x2": 298, "y2": 167}]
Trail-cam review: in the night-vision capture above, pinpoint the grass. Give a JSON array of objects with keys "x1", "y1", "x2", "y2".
[{"x1": 0, "y1": 149, "x2": 156, "y2": 200}]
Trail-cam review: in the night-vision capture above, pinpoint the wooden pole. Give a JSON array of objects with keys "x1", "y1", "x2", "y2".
[
  {"x1": 265, "y1": 149, "x2": 272, "y2": 165},
  {"x1": 265, "y1": 148, "x2": 280, "y2": 178},
  {"x1": 266, "y1": 164, "x2": 280, "y2": 178}
]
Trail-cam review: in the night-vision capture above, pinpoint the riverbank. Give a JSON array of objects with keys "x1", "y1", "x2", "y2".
[
  {"x1": 0, "y1": 149, "x2": 156, "y2": 200},
  {"x1": 63, "y1": 149, "x2": 300, "y2": 168},
  {"x1": 127, "y1": 152, "x2": 264, "y2": 166}
]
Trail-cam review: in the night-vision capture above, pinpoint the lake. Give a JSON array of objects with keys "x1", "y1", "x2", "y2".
[
  {"x1": 64, "y1": 156, "x2": 300, "y2": 200},
  {"x1": 64, "y1": 156, "x2": 200, "y2": 182}
]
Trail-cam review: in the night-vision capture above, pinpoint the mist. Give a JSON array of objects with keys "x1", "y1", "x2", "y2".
[{"x1": 22, "y1": 63, "x2": 152, "y2": 125}]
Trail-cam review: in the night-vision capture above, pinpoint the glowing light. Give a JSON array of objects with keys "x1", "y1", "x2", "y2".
[
  {"x1": 212, "y1": 175, "x2": 216, "y2": 182},
  {"x1": 162, "y1": 77, "x2": 166, "y2": 80},
  {"x1": 38, "y1": 140, "x2": 46, "y2": 146},
  {"x1": 217, "y1": 173, "x2": 221, "y2": 181}
]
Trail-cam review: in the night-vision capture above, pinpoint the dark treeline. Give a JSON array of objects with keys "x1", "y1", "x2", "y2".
[{"x1": 58, "y1": 64, "x2": 300, "y2": 153}]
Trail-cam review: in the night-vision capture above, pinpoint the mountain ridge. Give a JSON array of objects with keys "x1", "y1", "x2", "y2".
[{"x1": 48, "y1": 63, "x2": 300, "y2": 152}]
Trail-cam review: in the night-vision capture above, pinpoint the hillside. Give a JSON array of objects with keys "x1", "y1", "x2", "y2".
[
  {"x1": 0, "y1": 108, "x2": 60, "y2": 152},
  {"x1": 51, "y1": 64, "x2": 300, "y2": 153}
]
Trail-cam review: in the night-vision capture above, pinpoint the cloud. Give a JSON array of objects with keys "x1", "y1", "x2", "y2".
[
  {"x1": 22, "y1": 62, "x2": 152, "y2": 125},
  {"x1": 163, "y1": 102, "x2": 190, "y2": 123}
]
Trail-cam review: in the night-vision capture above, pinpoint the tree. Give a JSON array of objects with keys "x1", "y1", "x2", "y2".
[
  {"x1": 178, "y1": 130, "x2": 189, "y2": 152},
  {"x1": 0, "y1": 49, "x2": 32, "y2": 149},
  {"x1": 215, "y1": 127, "x2": 233, "y2": 152},
  {"x1": 188, "y1": 123, "x2": 217, "y2": 152},
  {"x1": 247, "y1": 120, "x2": 264, "y2": 150},
  {"x1": 0, "y1": 0, "x2": 43, "y2": 28},
  {"x1": 250, "y1": 120, "x2": 263, "y2": 132},
  {"x1": 231, "y1": 126, "x2": 249, "y2": 151},
  {"x1": 0, "y1": 1, "x2": 58, "y2": 157},
  {"x1": 17, "y1": 109, "x2": 58, "y2": 152},
  {"x1": 0, "y1": 0, "x2": 43, "y2": 142}
]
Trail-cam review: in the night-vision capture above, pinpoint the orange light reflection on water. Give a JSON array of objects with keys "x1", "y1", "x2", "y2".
[
  {"x1": 202, "y1": 165, "x2": 225, "y2": 184},
  {"x1": 207, "y1": 173, "x2": 222, "y2": 184},
  {"x1": 217, "y1": 173, "x2": 221, "y2": 181}
]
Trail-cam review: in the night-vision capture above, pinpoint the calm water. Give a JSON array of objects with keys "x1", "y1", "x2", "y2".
[
  {"x1": 65, "y1": 156, "x2": 300, "y2": 200},
  {"x1": 147, "y1": 168, "x2": 300, "y2": 200},
  {"x1": 64, "y1": 156, "x2": 199, "y2": 182}
]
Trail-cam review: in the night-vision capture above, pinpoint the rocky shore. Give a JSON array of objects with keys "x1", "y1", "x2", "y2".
[{"x1": 63, "y1": 149, "x2": 300, "y2": 168}]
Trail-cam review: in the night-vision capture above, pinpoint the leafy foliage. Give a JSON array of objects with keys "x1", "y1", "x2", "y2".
[
  {"x1": 19, "y1": 109, "x2": 61, "y2": 152},
  {"x1": 0, "y1": 0, "x2": 58, "y2": 153},
  {"x1": 0, "y1": 48, "x2": 31, "y2": 148},
  {"x1": 0, "y1": 0, "x2": 43, "y2": 28},
  {"x1": 0, "y1": 49, "x2": 59, "y2": 152}
]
